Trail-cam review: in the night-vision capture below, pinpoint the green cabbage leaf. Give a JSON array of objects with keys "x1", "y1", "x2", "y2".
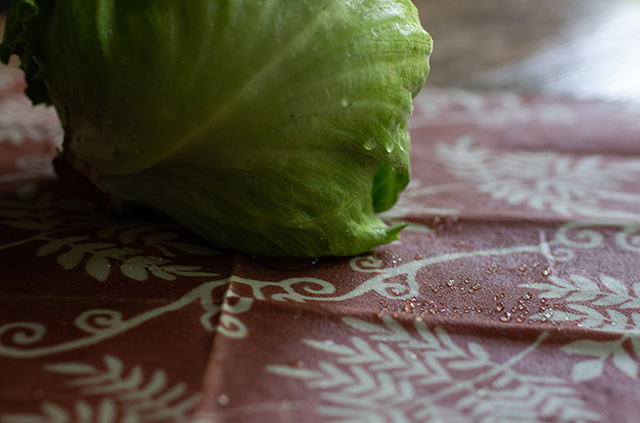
[{"x1": 1, "y1": 0, "x2": 432, "y2": 257}]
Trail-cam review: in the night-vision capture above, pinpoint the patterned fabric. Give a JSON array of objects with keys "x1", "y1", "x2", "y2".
[{"x1": 1, "y1": 66, "x2": 640, "y2": 422}]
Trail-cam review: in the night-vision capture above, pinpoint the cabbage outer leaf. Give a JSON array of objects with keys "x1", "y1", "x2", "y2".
[{"x1": 1, "y1": 0, "x2": 432, "y2": 257}]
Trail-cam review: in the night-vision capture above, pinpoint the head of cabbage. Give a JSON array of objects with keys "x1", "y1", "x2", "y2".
[{"x1": 1, "y1": 0, "x2": 432, "y2": 257}]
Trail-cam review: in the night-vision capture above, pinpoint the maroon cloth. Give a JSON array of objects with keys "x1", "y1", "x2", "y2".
[{"x1": 1, "y1": 66, "x2": 640, "y2": 422}]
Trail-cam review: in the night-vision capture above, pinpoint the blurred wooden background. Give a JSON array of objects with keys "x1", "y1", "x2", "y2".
[
  {"x1": 2, "y1": 0, "x2": 640, "y2": 102},
  {"x1": 414, "y1": 0, "x2": 640, "y2": 102}
]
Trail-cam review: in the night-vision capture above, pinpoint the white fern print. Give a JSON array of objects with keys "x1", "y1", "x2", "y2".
[
  {"x1": 268, "y1": 316, "x2": 601, "y2": 423},
  {"x1": 0, "y1": 185, "x2": 221, "y2": 281},
  {"x1": 436, "y1": 136, "x2": 640, "y2": 219},
  {"x1": 522, "y1": 273, "x2": 640, "y2": 331},
  {"x1": 521, "y1": 273, "x2": 640, "y2": 382},
  {"x1": 2, "y1": 399, "x2": 129, "y2": 423},
  {"x1": 1, "y1": 356, "x2": 201, "y2": 423}
]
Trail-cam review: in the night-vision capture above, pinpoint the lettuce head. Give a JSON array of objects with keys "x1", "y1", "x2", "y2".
[{"x1": 1, "y1": 0, "x2": 432, "y2": 257}]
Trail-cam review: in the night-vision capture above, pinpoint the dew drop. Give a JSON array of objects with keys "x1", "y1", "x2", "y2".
[
  {"x1": 499, "y1": 312, "x2": 512, "y2": 322},
  {"x1": 446, "y1": 279, "x2": 455, "y2": 287},
  {"x1": 363, "y1": 139, "x2": 376, "y2": 151},
  {"x1": 475, "y1": 388, "x2": 489, "y2": 398},
  {"x1": 218, "y1": 394, "x2": 230, "y2": 406},
  {"x1": 540, "y1": 308, "x2": 554, "y2": 322}
]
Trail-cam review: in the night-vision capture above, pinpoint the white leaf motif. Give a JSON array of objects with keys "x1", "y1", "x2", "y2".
[
  {"x1": 600, "y1": 275, "x2": 629, "y2": 296},
  {"x1": 36, "y1": 241, "x2": 63, "y2": 257},
  {"x1": 57, "y1": 248, "x2": 84, "y2": 270},
  {"x1": 343, "y1": 317, "x2": 393, "y2": 335},
  {"x1": 612, "y1": 352, "x2": 639, "y2": 379},
  {"x1": 44, "y1": 363, "x2": 99, "y2": 375},
  {"x1": 85, "y1": 254, "x2": 111, "y2": 282},
  {"x1": 569, "y1": 275, "x2": 599, "y2": 291},
  {"x1": 303, "y1": 340, "x2": 357, "y2": 356},
  {"x1": 96, "y1": 398, "x2": 117, "y2": 423},
  {"x1": 265, "y1": 365, "x2": 324, "y2": 380},
  {"x1": 571, "y1": 359, "x2": 604, "y2": 382}
]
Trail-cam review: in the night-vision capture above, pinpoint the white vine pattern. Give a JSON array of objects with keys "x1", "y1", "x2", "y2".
[
  {"x1": 0, "y1": 279, "x2": 254, "y2": 358},
  {"x1": 230, "y1": 221, "x2": 636, "y2": 304},
  {"x1": 2, "y1": 221, "x2": 638, "y2": 358},
  {"x1": 267, "y1": 316, "x2": 601, "y2": 423},
  {"x1": 1, "y1": 355, "x2": 201, "y2": 423},
  {"x1": 231, "y1": 244, "x2": 547, "y2": 304}
]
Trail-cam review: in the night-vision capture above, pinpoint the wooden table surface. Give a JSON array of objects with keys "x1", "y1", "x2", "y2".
[{"x1": 2, "y1": 0, "x2": 640, "y2": 102}]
